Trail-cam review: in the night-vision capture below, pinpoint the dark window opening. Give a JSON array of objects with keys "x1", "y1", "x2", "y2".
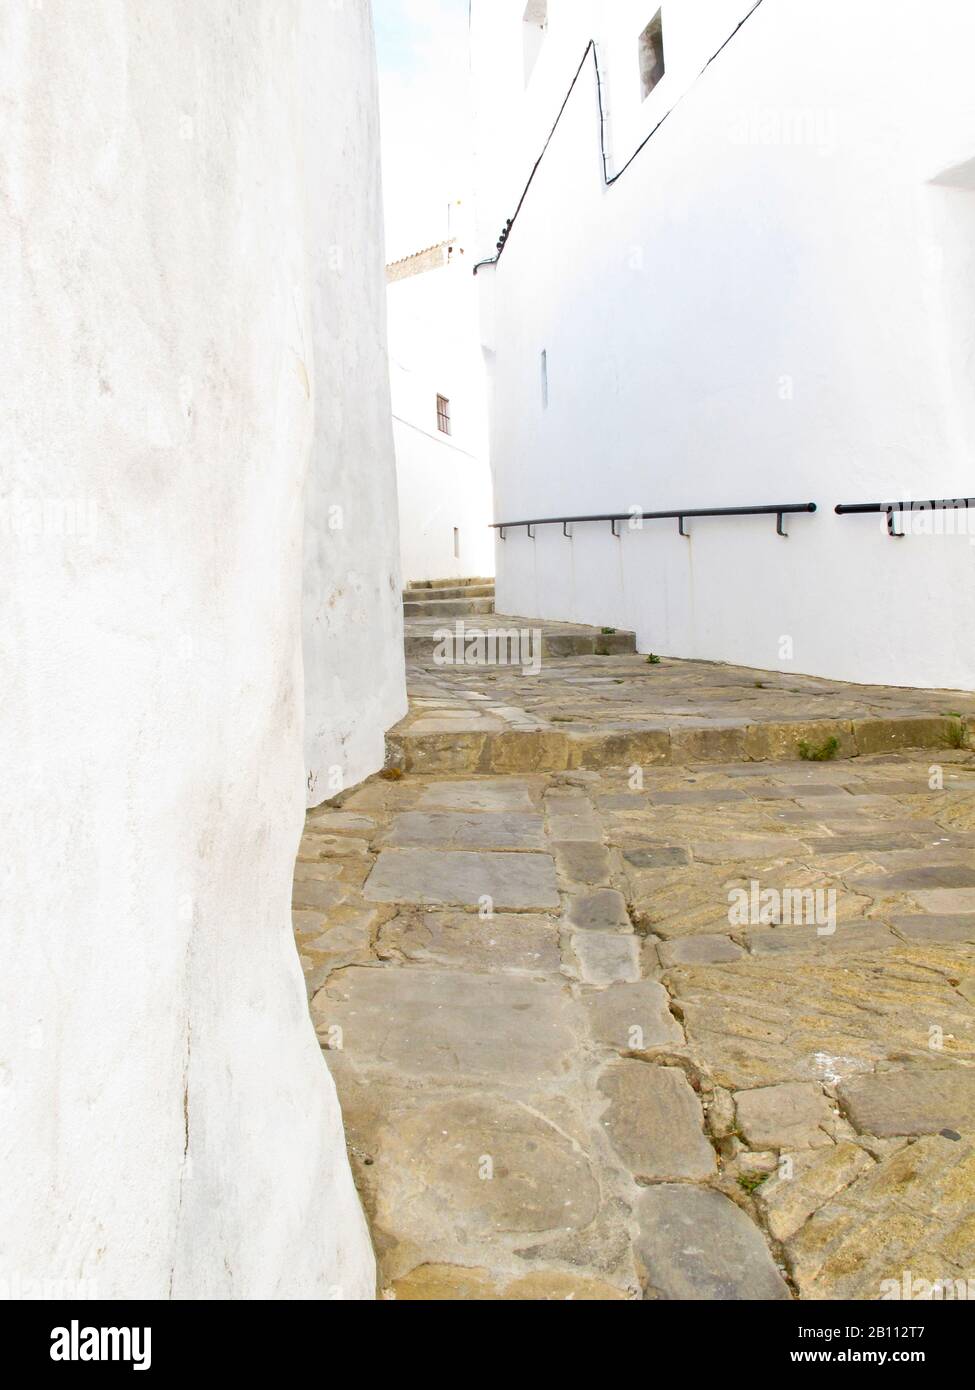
[
  {"x1": 437, "y1": 394, "x2": 451, "y2": 435},
  {"x1": 639, "y1": 11, "x2": 665, "y2": 101}
]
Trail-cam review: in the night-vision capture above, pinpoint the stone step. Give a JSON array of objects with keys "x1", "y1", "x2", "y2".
[
  {"x1": 407, "y1": 576, "x2": 494, "y2": 591},
  {"x1": 403, "y1": 584, "x2": 495, "y2": 603},
  {"x1": 404, "y1": 622, "x2": 636, "y2": 662},
  {"x1": 403, "y1": 597, "x2": 496, "y2": 619},
  {"x1": 387, "y1": 713, "x2": 969, "y2": 775}
]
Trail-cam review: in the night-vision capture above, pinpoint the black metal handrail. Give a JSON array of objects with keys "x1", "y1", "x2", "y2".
[
  {"x1": 492, "y1": 503, "x2": 817, "y2": 541},
  {"x1": 835, "y1": 497, "x2": 975, "y2": 537}
]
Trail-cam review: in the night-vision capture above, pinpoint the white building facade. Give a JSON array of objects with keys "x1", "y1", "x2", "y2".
[
  {"x1": 471, "y1": 0, "x2": 975, "y2": 689},
  {"x1": 1, "y1": 0, "x2": 402, "y2": 1300},
  {"x1": 387, "y1": 237, "x2": 494, "y2": 584}
]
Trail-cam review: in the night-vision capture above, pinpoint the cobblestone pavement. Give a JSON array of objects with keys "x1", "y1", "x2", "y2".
[
  {"x1": 391, "y1": 615, "x2": 975, "y2": 773},
  {"x1": 296, "y1": 740, "x2": 975, "y2": 1300}
]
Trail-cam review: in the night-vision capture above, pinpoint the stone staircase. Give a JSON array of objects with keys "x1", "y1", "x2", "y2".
[
  {"x1": 300, "y1": 607, "x2": 975, "y2": 1302},
  {"x1": 393, "y1": 610, "x2": 975, "y2": 775},
  {"x1": 402, "y1": 576, "x2": 495, "y2": 619}
]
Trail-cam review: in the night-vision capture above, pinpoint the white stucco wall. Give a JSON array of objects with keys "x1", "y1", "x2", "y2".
[
  {"x1": 303, "y1": 0, "x2": 406, "y2": 805},
  {"x1": 471, "y1": 0, "x2": 975, "y2": 690},
  {"x1": 388, "y1": 250, "x2": 495, "y2": 584},
  {"x1": 0, "y1": 0, "x2": 384, "y2": 1300}
]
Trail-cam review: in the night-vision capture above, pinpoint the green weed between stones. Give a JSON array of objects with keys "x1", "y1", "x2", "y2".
[
  {"x1": 798, "y1": 736, "x2": 840, "y2": 762},
  {"x1": 943, "y1": 719, "x2": 968, "y2": 750}
]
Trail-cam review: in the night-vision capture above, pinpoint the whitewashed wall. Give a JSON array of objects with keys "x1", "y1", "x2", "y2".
[
  {"x1": 388, "y1": 252, "x2": 495, "y2": 584},
  {"x1": 0, "y1": 0, "x2": 387, "y2": 1300},
  {"x1": 303, "y1": 1, "x2": 406, "y2": 804},
  {"x1": 471, "y1": 0, "x2": 975, "y2": 689}
]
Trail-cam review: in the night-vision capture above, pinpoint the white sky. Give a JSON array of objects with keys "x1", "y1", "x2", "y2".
[{"x1": 374, "y1": 0, "x2": 475, "y2": 263}]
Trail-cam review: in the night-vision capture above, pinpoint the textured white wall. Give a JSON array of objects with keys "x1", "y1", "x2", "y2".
[
  {"x1": 302, "y1": 1, "x2": 407, "y2": 805},
  {"x1": 0, "y1": 0, "x2": 384, "y2": 1299},
  {"x1": 472, "y1": 0, "x2": 975, "y2": 689},
  {"x1": 388, "y1": 253, "x2": 495, "y2": 583}
]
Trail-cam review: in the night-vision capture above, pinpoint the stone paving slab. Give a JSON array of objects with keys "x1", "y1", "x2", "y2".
[
  {"x1": 363, "y1": 847, "x2": 559, "y2": 910},
  {"x1": 598, "y1": 1062, "x2": 716, "y2": 1181},
  {"x1": 837, "y1": 1067, "x2": 975, "y2": 1137},
  {"x1": 581, "y1": 980, "x2": 684, "y2": 1051},
  {"x1": 295, "y1": 740, "x2": 975, "y2": 1300},
  {"x1": 889, "y1": 913, "x2": 975, "y2": 944},
  {"x1": 390, "y1": 616, "x2": 975, "y2": 772},
  {"x1": 314, "y1": 967, "x2": 581, "y2": 1082},
  {"x1": 381, "y1": 811, "x2": 546, "y2": 850},
  {"x1": 376, "y1": 911, "x2": 562, "y2": 974},
  {"x1": 635, "y1": 1186, "x2": 791, "y2": 1300},
  {"x1": 415, "y1": 780, "x2": 535, "y2": 812},
  {"x1": 785, "y1": 1133, "x2": 975, "y2": 1299}
]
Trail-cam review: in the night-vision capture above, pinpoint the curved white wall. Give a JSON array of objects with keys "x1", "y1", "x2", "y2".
[
  {"x1": 472, "y1": 0, "x2": 975, "y2": 689},
  {"x1": 303, "y1": 0, "x2": 407, "y2": 803},
  {"x1": 0, "y1": 0, "x2": 383, "y2": 1299}
]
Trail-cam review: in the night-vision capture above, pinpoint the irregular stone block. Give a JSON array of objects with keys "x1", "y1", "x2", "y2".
[
  {"x1": 786, "y1": 1133, "x2": 975, "y2": 1299},
  {"x1": 742, "y1": 720, "x2": 854, "y2": 763},
  {"x1": 623, "y1": 846, "x2": 690, "y2": 868},
  {"x1": 912, "y1": 888, "x2": 975, "y2": 913},
  {"x1": 853, "y1": 864, "x2": 975, "y2": 891},
  {"x1": 306, "y1": 809, "x2": 376, "y2": 832},
  {"x1": 647, "y1": 787, "x2": 747, "y2": 806},
  {"x1": 568, "y1": 730, "x2": 671, "y2": 770},
  {"x1": 756, "y1": 1143, "x2": 874, "y2": 1241},
  {"x1": 738, "y1": 1151, "x2": 778, "y2": 1176},
  {"x1": 635, "y1": 1185, "x2": 791, "y2": 1300},
  {"x1": 692, "y1": 838, "x2": 806, "y2": 863},
  {"x1": 566, "y1": 889, "x2": 630, "y2": 931},
  {"x1": 488, "y1": 730, "x2": 571, "y2": 773},
  {"x1": 582, "y1": 981, "x2": 684, "y2": 1051},
  {"x1": 415, "y1": 780, "x2": 534, "y2": 812},
  {"x1": 735, "y1": 1082, "x2": 834, "y2": 1150},
  {"x1": 669, "y1": 726, "x2": 749, "y2": 763},
  {"x1": 551, "y1": 840, "x2": 612, "y2": 884},
  {"x1": 546, "y1": 813, "x2": 603, "y2": 843},
  {"x1": 838, "y1": 1067, "x2": 975, "y2": 1137},
  {"x1": 567, "y1": 931, "x2": 640, "y2": 985},
  {"x1": 889, "y1": 913, "x2": 975, "y2": 944},
  {"x1": 291, "y1": 878, "x2": 350, "y2": 912},
  {"x1": 298, "y1": 833, "x2": 371, "y2": 860},
  {"x1": 314, "y1": 967, "x2": 579, "y2": 1080},
  {"x1": 853, "y1": 716, "x2": 954, "y2": 756},
  {"x1": 363, "y1": 847, "x2": 559, "y2": 910},
  {"x1": 408, "y1": 715, "x2": 504, "y2": 734},
  {"x1": 658, "y1": 934, "x2": 744, "y2": 966},
  {"x1": 598, "y1": 1062, "x2": 715, "y2": 1180},
  {"x1": 744, "y1": 922, "x2": 896, "y2": 956},
  {"x1": 382, "y1": 811, "x2": 546, "y2": 851},
  {"x1": 396, "y1": 731, "x2": 487, "y2": 774},
  {"x1": 376, "y1": 911, "x2": 561, "y2": 974},
  {"x1": 372, "y1": 1096, "x2": 600, "y2": 1240}
]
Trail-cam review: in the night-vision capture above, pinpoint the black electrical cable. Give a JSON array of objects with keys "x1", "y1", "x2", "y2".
[{"x1": 473, "y1": 0, "x2": 768, "y2": 274}]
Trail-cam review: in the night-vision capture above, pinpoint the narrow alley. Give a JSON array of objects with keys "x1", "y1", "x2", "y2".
[{"x1": 295, "y1": 583, "x2": 975, "y2": 1300}]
